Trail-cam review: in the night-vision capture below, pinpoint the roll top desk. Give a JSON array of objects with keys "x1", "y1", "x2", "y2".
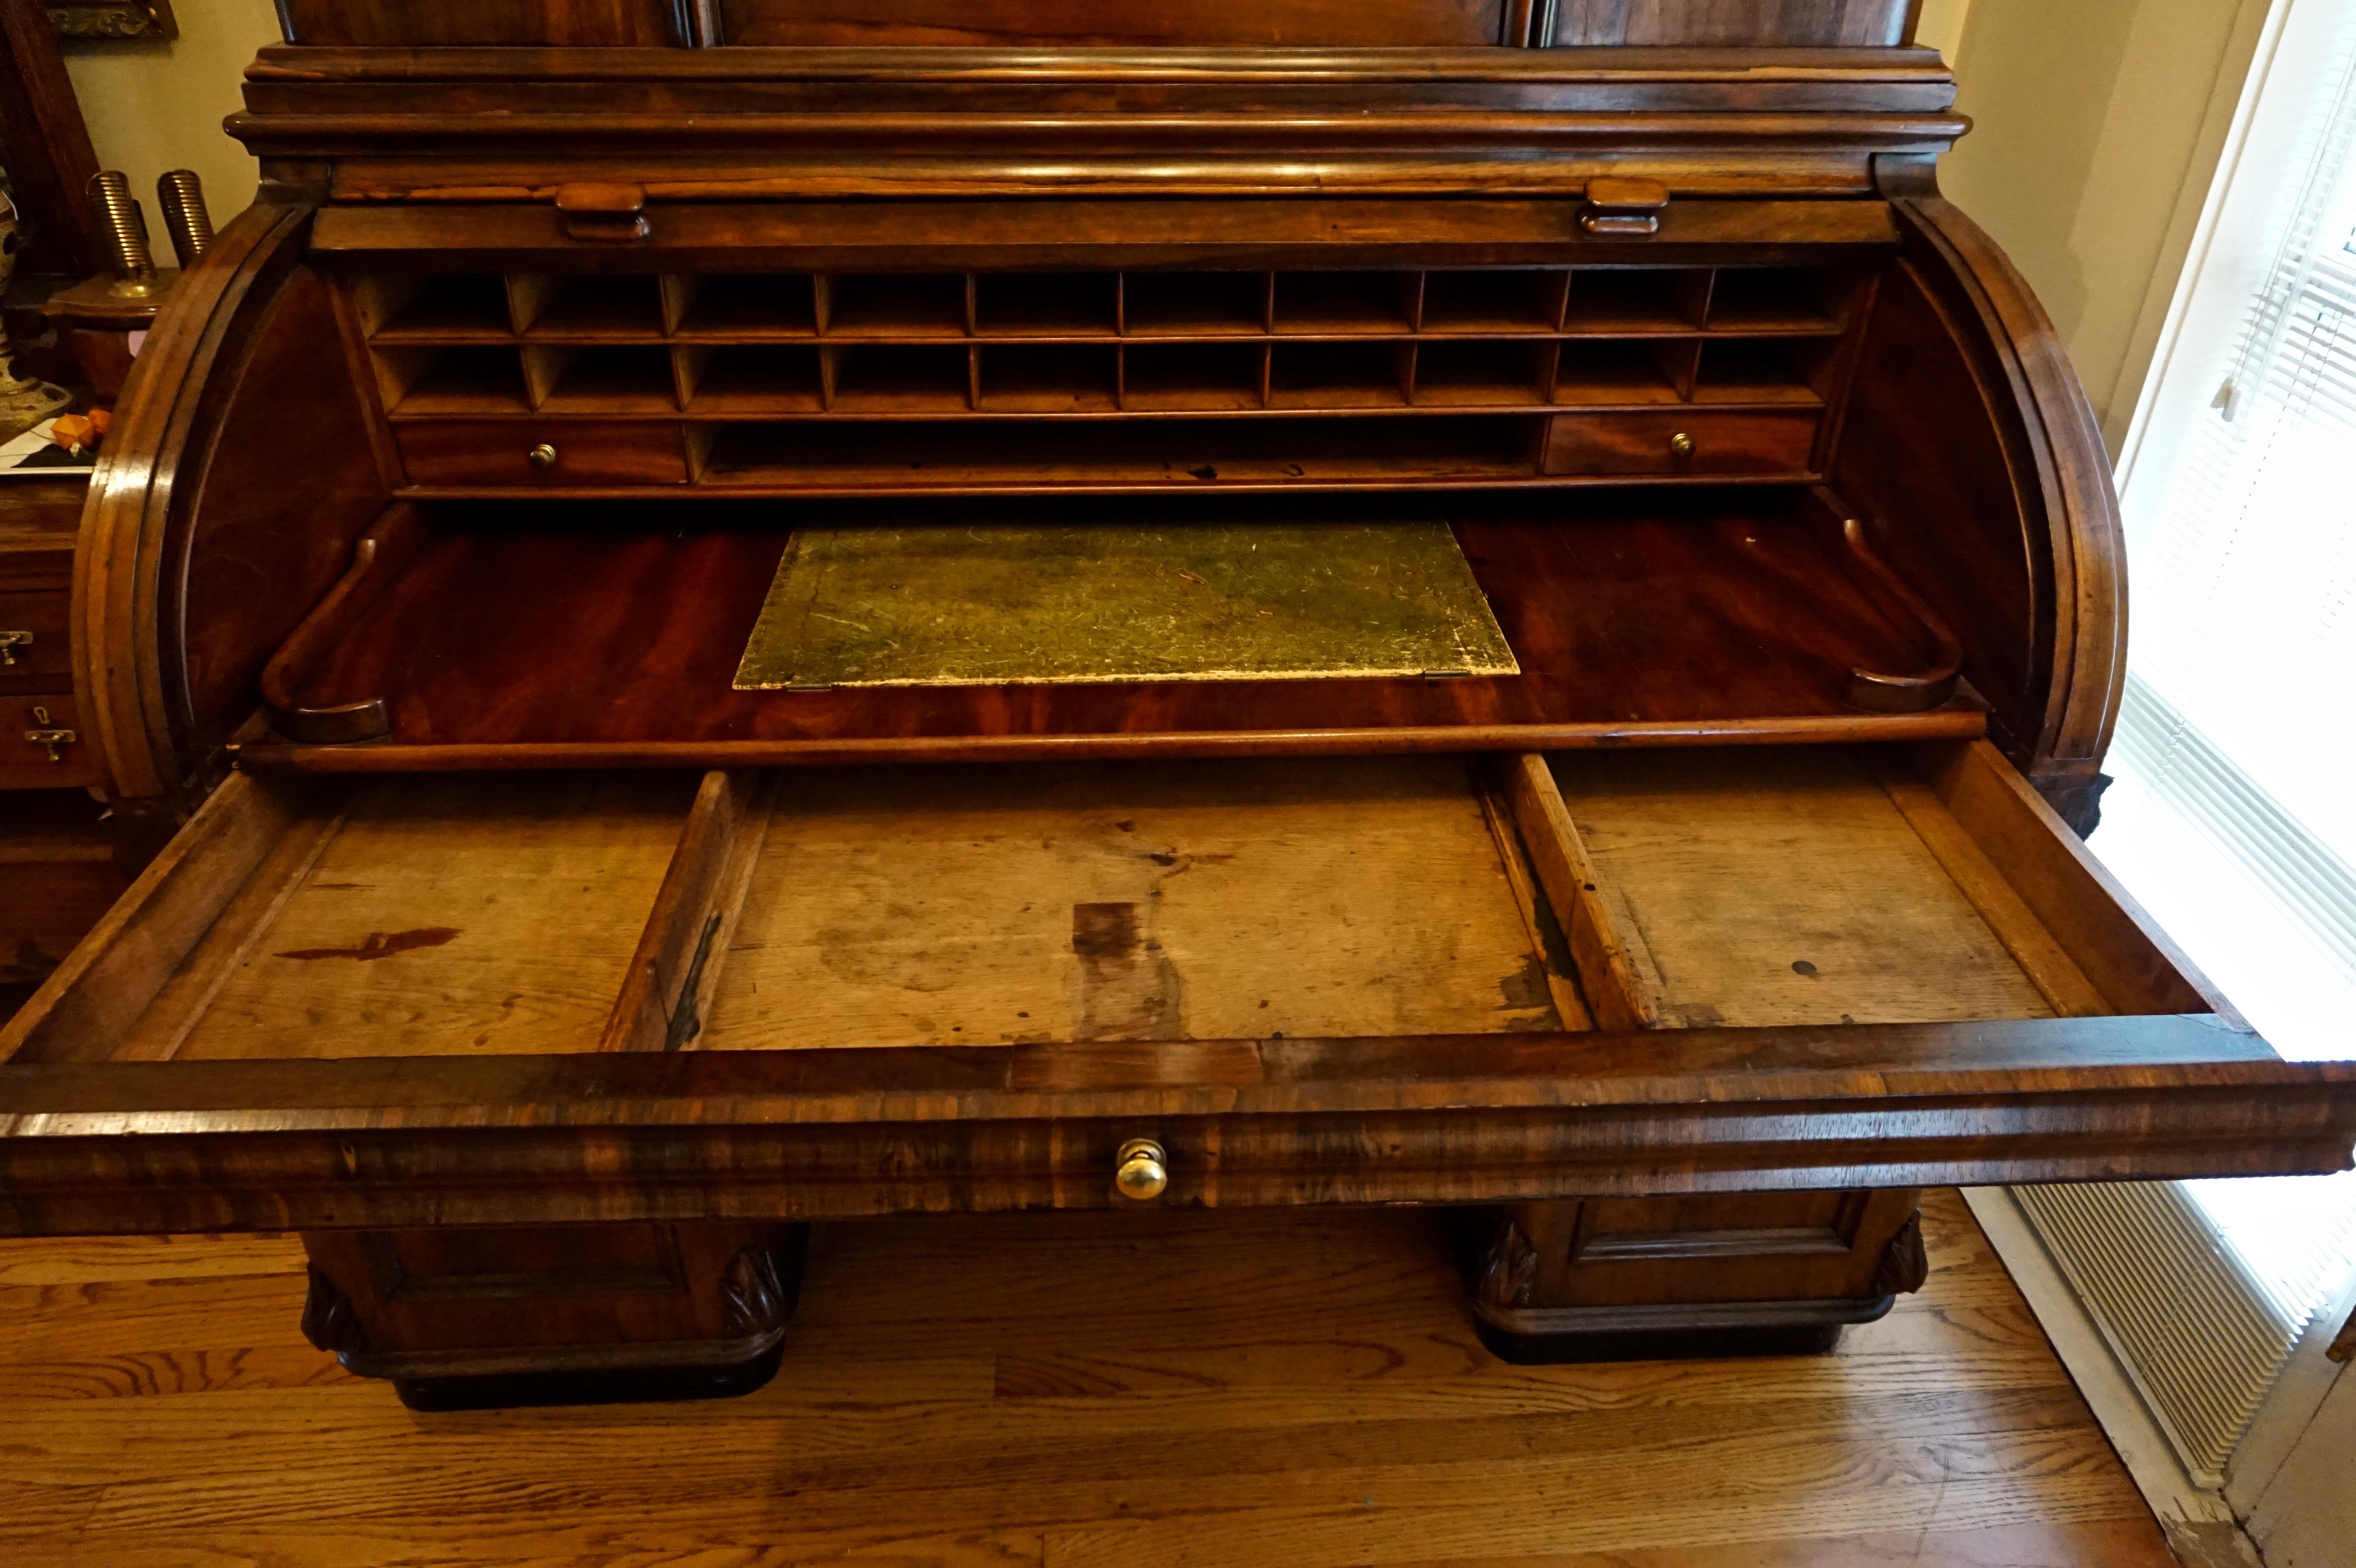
[{"x1": 4, "y1": 0, "x2": 2350, "y2": 1407}]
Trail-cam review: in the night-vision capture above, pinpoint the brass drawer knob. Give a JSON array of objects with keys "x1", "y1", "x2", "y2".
[
  {"x1": 1669, "y1": 431, "x2": 1696, "y2": 463},
  {"x1": 528, "y1": 442, "x2": 559, "y2": 471},
  {"x1": 1114, "y1": 1138, "x2": 1168, "y2": 1201},
  {"x1": 0, "y1": 629, "x2": 28, "y2": 666}
]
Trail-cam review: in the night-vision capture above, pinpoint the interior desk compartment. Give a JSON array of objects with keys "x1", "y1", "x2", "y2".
[
  {"x1": 4, "y1": 742, "x2": 2348, "y2": 1236},
  {"x1": 240, "y1": 487, "x2": 1984, "y2": 767}
]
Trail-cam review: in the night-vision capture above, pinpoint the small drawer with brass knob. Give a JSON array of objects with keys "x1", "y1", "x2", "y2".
[
  {"x1": 1112, "y1": 1137, "x2": 1169, "y2": 1202},
  {"x1": 0, "y1": 591, "x2": 72, "y2": 691},
  {"x1": 393, "y1": 422, "x2": 690, "y2": 488},
  {"x1": 2, "y1": 694, "x2": 97, "y2": 787},
  {"x1": 1540, "y1": 410, "x2": 1819, "y2": 478}
]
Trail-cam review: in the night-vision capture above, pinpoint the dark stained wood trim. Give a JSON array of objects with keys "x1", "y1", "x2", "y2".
[
  {"x1": 229, "y1": 710, "x2": 1992, "y2": 774},
  {"x1": 305, "y1": 198, "x2": 1903, "y2": 270},
  {"x1": 1501, "y1": 753, "x2": 1660, "y2": 1031},
  {"x1": 599, "y1": 768, "x2": 774, "y2": 1053},
  {"x1": 228, "y1": 47, "x2": 1964, "y2": 200},
  {"x1": 1882, "y1": 195, "x2": 2126, "y2": 808},
  {"x1": 241, "y1": 44, "x2": 1957, "y2": 84},
  {"x1": 1913, "y1": 740, "x2": 2225, "y2": 1020},
  {"x1": 0, "y1": 1018, "x2": 2349, "y2": 1235},
  {"x1": 72, "y1": 205, "x2": 320, "y2": 804}
]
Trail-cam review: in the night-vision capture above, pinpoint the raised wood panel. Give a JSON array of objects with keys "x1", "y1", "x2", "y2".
[
  {"x1": 1491, "y1": 1186, "x2": 1923, "y2": 1314},
  {"x1": 1548, "y1": 0, "x2": 1913, "y2": 46},
  {"x1": 719, "y1": 0, "x2": 1516, "y2": 47},
  {"x1": 1830, "y1": 261, "x2": 2039, "y2": 775},
  {"x1": 175, "y1": 268, "x2": 390, "y2": 758}
]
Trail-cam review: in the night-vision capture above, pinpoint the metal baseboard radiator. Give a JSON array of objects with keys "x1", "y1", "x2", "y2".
[{"x1": 2013, "y1": 1181, "x2": 2300, "y2": 1486}]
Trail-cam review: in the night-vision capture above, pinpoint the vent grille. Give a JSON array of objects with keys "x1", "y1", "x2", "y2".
[{"x1": 2013, "y1": 1181, "x2": 2299, "y2": 1486}]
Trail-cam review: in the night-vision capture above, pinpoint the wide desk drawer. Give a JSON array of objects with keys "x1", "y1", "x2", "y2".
[
  {"x1": 0, "y1": 693, "x2": 97, "y2": 790},
  {"x1": 395, "y1": 421, "x2": 690, "y2": 488},
  {"x1": 3, "y1": 742, "x2": 2348, "y2": 1235},
  {"x1": 0, "y1": 590, "x2": 71, "y2": 694},
  {"x1": 1542, "y1": 410, "x2": 1820, "y2": 476}
]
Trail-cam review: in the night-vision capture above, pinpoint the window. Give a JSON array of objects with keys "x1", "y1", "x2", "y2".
[{"x1": 2023, "y1": 0, "x2": 2356, "y2": 1485}]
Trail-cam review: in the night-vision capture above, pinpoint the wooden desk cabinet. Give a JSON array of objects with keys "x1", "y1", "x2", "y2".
[{"x1": 5, "y1": 0, "x2": 2351, "y2": 1410}]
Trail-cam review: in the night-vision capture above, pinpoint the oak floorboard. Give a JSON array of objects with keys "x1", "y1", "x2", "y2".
[{"x1": 0, "y1": 1192, "x2": 2175, "y2": 1568}]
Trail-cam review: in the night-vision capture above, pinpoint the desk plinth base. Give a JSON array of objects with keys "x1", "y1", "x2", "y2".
[
  {"x1": 1457, "y1": 1190, "x2": 1928, "y2": 1365},
  {"x1": 295, "y1": 1195, "x2": 1929, "y2": 1407},
  {"x1": 301, "y1": 1221, "x2": 807, "y2": 1411}
]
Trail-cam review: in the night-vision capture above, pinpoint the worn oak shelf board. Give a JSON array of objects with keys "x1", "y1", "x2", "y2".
[
  {"x1": 703, "y1": 756, "x2": 1563, "y2": 1051},
  {"x1": 169, "y1": 773, "x2": 698, "y2": 1062},
  {"x1": 0, "y1": 1192, "x2": 2176, "y2": 1567}
]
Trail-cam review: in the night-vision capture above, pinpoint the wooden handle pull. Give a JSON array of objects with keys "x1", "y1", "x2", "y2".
[
  {"x1": 1581, "y1": 177, "x2": 1670, "y2": 237},
  {"x1": 556, "y1": 182, "x2": 650, "y2": 242}
]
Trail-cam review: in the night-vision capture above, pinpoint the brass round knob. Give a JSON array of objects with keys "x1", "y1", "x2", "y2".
[
  {"x1": 1669, "y1": 431, "x2": 1695, "y2": 461},
  {"x1": 1114, "y1": 1138, "x2": 1168, "y2": 1201},
  {"x1": 527, "y1": 442, "x2": 559, "y2": 471}
]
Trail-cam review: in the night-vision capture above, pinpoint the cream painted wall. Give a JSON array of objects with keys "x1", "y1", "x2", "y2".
[
  {"x1": 1932, "y1": 0, "x2": 2274, "y2": 452},
  {"x1": 60, "y1": 1, "x2": 284, "y2": 250}
]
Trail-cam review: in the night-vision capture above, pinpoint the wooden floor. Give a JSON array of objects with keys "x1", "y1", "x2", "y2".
[{"x1": 0, "y1": 1190, "x2": 2177, "y2": 1567}]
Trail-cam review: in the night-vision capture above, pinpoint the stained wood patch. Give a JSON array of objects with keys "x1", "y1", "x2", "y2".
[{"x1": 171, "y1": 772, "x2": 700, "y2": 1059}]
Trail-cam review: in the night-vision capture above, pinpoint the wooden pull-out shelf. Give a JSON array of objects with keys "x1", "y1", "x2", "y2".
[{"x1": 4, "y1": 740, "x2": 2348, "y2": 1236}]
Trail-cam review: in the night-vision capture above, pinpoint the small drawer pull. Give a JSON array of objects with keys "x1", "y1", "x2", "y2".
[
  {"x1": 0, "y1": 629, "x2": 28, "y2": 666},
  {"x1": 1580, "y1": 176, "x2": 1669, "y2": 237},
  {"x1": 25, "y1": 727, "x2": 76, "y2": 762},
  {"x1": 1669, "y1": 431, "x2": 1695, "y2": 468},
  {"x1": 528, "y1": 443, "x2": 559, "y2": 471},
  {"x1": 1113, "y1": 1138, "x2": 1168, "y2": 1201}
]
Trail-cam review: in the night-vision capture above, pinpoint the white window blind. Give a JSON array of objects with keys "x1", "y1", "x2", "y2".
[
  {"x1": 2016, "y1": 0, "x2": 2356, "y2": 1486},
  {"x1": 2128, "y1": 18, "x2": 2356, "y2": 878}
]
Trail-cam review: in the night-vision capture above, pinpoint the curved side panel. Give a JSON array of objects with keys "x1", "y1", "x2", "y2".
[
  {"x1": 1829, "y1": 193, "x2": 2125, "y2": 830},
  {"x1": 72, "y1": 204, "x2": 389, "y2": 819}
]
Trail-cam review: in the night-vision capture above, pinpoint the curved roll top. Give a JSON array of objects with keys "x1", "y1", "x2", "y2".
[{"x1": 270, "y1": 0, "x2": 1916, "y2": 51}]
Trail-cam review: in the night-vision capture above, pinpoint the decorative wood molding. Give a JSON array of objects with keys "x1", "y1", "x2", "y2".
[
  {"x1": 1475, "y1": 1214, "x2": 1541, "y2": 1310},
  {"x1": 298, "y1": 1268, "x2": 367, "y2": 1355},
  {"x1": 1872, "y1": 1210, "x2": 1929, "y2": 1297},
  {"x1": 47, "y1": 0, "x2": 175, "y2": 41},
  {"x1": 719, "y1": 1237, "x2": 801, "y2": 1338}
]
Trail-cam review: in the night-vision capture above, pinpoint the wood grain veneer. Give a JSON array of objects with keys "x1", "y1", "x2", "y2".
[{"x1": 233, "y1": 493, "x2": 1983, "y2": 769}]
